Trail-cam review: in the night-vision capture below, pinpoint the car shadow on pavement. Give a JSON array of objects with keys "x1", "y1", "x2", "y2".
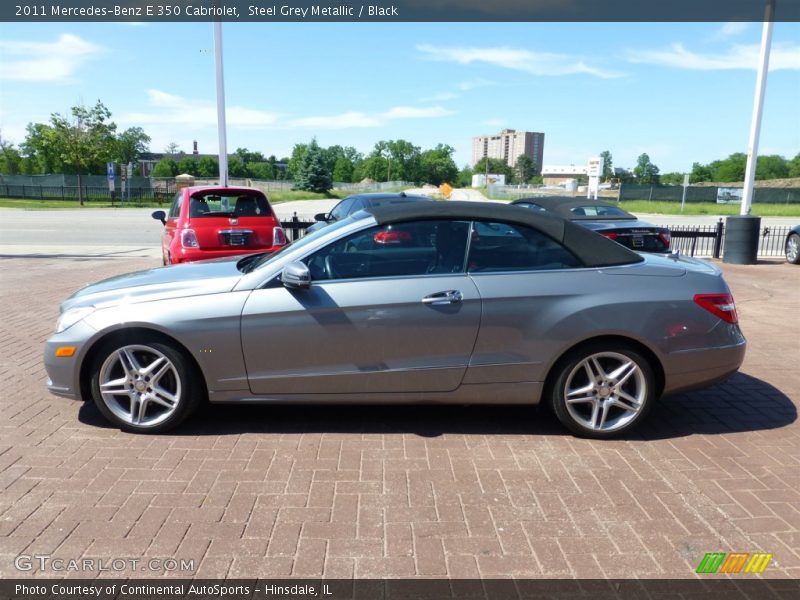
[{"x1": 77, "y1": 372, "x2": 795, "y2": 440}]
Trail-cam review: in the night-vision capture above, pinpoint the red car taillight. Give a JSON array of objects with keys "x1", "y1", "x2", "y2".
[
  {"x1": 374, "y1": 230, "x2": 412, "y2": 244},
  {"x1": 694, "y1": 293, "x2": 738, "y2": 324},
  {"x1": 658, "y1": 229, "x2": 671, "y2": 249},
  {"x1": 181, "y1": 229, "x2": 199, "y2": 248},
  {"x1": 600, "y1": 232, "x2": 618, "y2": 241},
  {"x1": 273, "y1": 226, "x2": 287, "y2": 246}
]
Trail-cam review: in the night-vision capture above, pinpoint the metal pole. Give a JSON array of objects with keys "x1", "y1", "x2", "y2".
[
  {"x1": 213, "y1": 21, "x2": 229, "y2": 187},
  {"x1": 741, "y1": 0, "x2": 775, "y2": 216}
]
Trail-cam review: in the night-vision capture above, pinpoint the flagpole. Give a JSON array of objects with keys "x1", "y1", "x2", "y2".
[{"x1": 213, "y1": 21, "x2": 229, "y2": 187}]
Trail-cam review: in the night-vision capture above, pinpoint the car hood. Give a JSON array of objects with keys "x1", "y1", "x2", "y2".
[{"x1": 61, "y1": 256, "x2": 244, "y2": 312}]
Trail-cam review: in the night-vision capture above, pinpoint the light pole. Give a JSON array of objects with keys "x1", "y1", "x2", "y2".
[
  {"x1": 213, "y1": 21, "x2": 229, "y2": 187},
  {"x1": 724, "y1": 0, "x2": 775, "y2": 264}
]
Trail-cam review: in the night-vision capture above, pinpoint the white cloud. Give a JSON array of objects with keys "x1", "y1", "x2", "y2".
[
  {"x1": 627, "y1": 42, "x2": 800, "y2": 71},
  {"x1": 0, "y1": 34, "x2": 102, "y2": 82},
  {"x1": 710, "y1": 22, "x2": 750, "y2": 41},
  {"x1": 120, "y1": 89, "x2": 281, "y2": 129},
  {"x1": 420, "y1": 91, "x2": 459, "y2": 102},
  {"x1": 416, "y1": 44, "x2": 623, "y2": 79},
  {"x1": 457, "y1": 78, "x2": 495, "y2": 91},
  {"x1": 287, "y1": 105, "x2": 453, "y2": 129}
]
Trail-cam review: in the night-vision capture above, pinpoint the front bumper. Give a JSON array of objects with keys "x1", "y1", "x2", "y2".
[{"x1": 43, "y1": 320, "x2": 97, "y2": 400}]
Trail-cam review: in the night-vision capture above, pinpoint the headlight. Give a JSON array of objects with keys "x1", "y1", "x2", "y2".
[{"x1": 56, "y1": 306, "x2": 95, "y2": 333}]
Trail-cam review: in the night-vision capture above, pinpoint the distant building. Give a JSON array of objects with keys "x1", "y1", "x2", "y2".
[{"x1": 471, "y1": 129, "x2": 544, "y2": 172}]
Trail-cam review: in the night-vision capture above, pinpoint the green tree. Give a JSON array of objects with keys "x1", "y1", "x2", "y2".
[
  {"x1": 386, "y1": 139, "x2": 421, "y2": 182},
  {"x1": 419, "y1": 144, "x2": 458, "y2": 186},
  {"x1": 514, "y1": 154, "x2": 536, "y2": 183},
  {"x1": 788, "y1": 153, "x2": 800, "y2": 178},
  {"x1": 49, "y1": 101, "x2": 117, "y2": 204},
  {"x1": 0, "y1": 133, "x2": 22, "y2": 175},
  {"x1": 294, "y1": 138, "x2": 332, "y2": 193},
  {"x1": 710, "y1": 153, "x2": 746, "y2": 182},
  {"x1": 599, "y1": 150, "x2": 613, "y2": 181},
  {"x1": 286, "y1": 143, "x2": 308, "y2": 181},
  {"x1": 473, "y1": 157, "x2": 515, "y2": 183},
  {"x1": 164, "y1": 142, "x2": 180, "y2": 154},
  {"x1": 228, "y1": 155, "x2": 248, "y2": 178},
  {"x1": 197, "y1": 156, "x2": 219, "y2": 177},
  {"x1": 690, "y1": 162, "x2": 713, "y2": 183},
  {"x1": 247, "y1": 162, "x2": 276, "y2": 180},
  {"x1": 755, "y1": 155, "x2": 789, "y2": 180},
  {"x1": 21, "y1": 122, "x2": 62, "y2": 174},
  {"x1": 456, "y1": 165, "x2": 474, "y2": 188},
  {"x1": 115, "y1": 127, "x2": 150, "y2": 166},
  {"x1": 332, "y1": 156, "x2": 355, "y2": 183},
  {"x1": 151, "y1": 158, "x2": 178, "y2": 177},
  {"x1": 176, "y1": 156, "x2": 198, "y2": 176},
  {"x1": 633, "y1": 153, "x2": 660, "y2": 184},
  {"x1": 660, "y1": 172, "x2": 685, "y2": 185}
]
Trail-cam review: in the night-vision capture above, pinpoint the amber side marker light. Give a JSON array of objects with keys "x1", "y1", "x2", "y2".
[{"x1": 55, "y1": 347, "x2": 77, "y2": 358}]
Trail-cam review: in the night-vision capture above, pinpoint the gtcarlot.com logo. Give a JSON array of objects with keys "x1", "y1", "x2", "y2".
[
  {"x1": 696, "y1": 552, "x2": 772, "y2": 574},
  {"x1": 14, "y1": 554, "x2": 195, "y2": 573}
]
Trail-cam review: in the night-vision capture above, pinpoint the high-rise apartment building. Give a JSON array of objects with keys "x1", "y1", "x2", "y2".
[{"x1": 471, "y1": 129, "x2": 545, "y2": 173}]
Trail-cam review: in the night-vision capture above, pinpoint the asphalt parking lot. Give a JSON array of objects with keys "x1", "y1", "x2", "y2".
[{"x1": 0, "y1": 242, "x2": 799, "y2": 579}]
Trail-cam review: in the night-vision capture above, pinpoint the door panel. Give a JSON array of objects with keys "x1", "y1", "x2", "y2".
[{"x1": 241, "y1": 276, "x2": 481, "y2": 395}]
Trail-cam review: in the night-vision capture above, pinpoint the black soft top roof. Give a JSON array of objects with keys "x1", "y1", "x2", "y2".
[
  {"x1": 513, "y1": 196, "x2": 636, "y2": 220},
  {"x1": 365, "y1": 201, "x2": 643, "y2": 268}
]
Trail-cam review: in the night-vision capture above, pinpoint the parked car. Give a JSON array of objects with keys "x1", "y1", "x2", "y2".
[
  {"x1": 785, "y1": 225, "x2": 800, "y2": 264},
  {"x1": 306, "y1": 192, "x2": 433, "y2": 234},
  {"x1": 511, "y1": 196, "x2": 671, "y2": 253},
  {"x1": 46, "y1": 201, "x2": 745, "y2": 438},
  {"x1": 152, "y1": 186, "x2": 286, "y2": 265}
]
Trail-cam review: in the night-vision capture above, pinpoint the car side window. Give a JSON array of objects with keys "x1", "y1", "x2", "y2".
[
  {"x1": 467, "y1": 221, "x2": 582, "y2": 272},
  {"x1": 305, "y1": 220, "x2": 470, "y2": 281},
  {"x1": 167, "y1": 192, "x2": 182, "y2": 219},
  {"x1": 329, "y1": 198, "x2": 355, "y2": 222}
]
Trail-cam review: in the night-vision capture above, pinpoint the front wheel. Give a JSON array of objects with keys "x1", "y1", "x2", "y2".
[
  {"x1": 786, "y1": 233, "x2": 800, "y2": 265},
  {"x1": 550, "y1": 344, "x2": 656, "y2": 438},
  {"x1": 89, "y1": 340, "x2": 201, "y2": 433}
]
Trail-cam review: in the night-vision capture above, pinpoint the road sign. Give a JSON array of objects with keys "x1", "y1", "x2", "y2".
[
  {"x1": 439, "y1": 183, "x2": 453, "y2": 199},
  {"x1": 106, "y1": 162, "x2": 115, "y2": 192}
]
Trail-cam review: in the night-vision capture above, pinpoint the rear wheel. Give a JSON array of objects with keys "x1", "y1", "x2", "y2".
[
  {"x1": 786, "y1": 233, "x2": 800, "y2": 264},
  {"x1": 550, "y1": 344, "x2": 655, "y2": 438},
  {"x1": 89, "y1": 339, "x2": 201, "y2": 433}
]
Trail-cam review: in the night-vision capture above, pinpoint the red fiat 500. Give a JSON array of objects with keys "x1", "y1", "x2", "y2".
[{"x1": 152, "y1": 186, "x2": 286, "y2": 265}]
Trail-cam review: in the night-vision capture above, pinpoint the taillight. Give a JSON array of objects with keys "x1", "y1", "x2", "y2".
[
  {"x1": 600, "y1": 232, "x2": 618, "y2": 241},
  {"x1": 181, "y1": 229, "x2": 199, "y2": 248},
  {"x1": 658, "y1": 229, "x2": 671, "y2": 249},
  {"x1": 693, "y1": 293, "x2": 738, "y2": 324},
  {"x1": 273, "y1": 226, "x2": 287, "y2": 246},
  {"x1": 374, "y1": 230, "x2": 412, "y2": 244}
]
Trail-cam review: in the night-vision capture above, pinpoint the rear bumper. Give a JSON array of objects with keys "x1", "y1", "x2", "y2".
[
  {"x1": 662, "y1": 339, "x2": 746, "y2": 396},
  {"x1": 172, "y1": 246, "x2": 281, "y2": 263}
]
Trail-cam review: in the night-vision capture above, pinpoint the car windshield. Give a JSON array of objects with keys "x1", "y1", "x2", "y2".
[
  {"x1": 239, "y1": 213, "x2": 368, "y2": 273},
  {"x1": 189, "y1": 192, "x2": 272, "y2": 218}
]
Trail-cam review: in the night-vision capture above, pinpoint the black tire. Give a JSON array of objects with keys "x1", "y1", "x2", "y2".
[
  {"x1": 89, "y1": 338, "x2": 202, "y2": 433},
  {"x1": 549, "y1": 342, "x2": 656, "y2": 439},
  {"x1": 786, "y1": 233, "x2": 800, "y2": 265}
]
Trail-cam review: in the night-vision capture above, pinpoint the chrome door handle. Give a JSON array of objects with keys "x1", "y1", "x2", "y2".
[{"x1": 421, "y1": 290, "x2": 463, "y2": 305}]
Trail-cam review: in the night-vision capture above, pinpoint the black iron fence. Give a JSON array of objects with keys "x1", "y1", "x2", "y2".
[
  {"x1": 280, "y1": 214, "x2": 316, "y2": 242},
  {"x1": 0, "y1": 183, "x2": 174, "y2": 203},
  {"x1": 661, "y1": 220, "x2": 790, "y2": 259}
]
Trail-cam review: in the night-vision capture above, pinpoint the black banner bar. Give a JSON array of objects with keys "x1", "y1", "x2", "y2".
[
  {"x1": 3, "y1": 579, "x2": 800, "y2": 600},
  {"x1": 3, "y1": 0, "x2": 800, "y2": 22}
]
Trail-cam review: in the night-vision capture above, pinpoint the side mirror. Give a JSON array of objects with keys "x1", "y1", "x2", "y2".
[
  {"x1": 151, "y1": 210, "x2": 166, "y2": 225},
  {"x1": 313, "y1": 212, "x2": 328, "y2": 222},
  {"x1": 281, "y1": 260, "x2": 311, "y2": 289}
]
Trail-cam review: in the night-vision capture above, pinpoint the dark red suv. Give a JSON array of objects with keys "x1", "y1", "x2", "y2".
[{"x1": 152, "y1": 186, "x2": 286, "y2": 265}]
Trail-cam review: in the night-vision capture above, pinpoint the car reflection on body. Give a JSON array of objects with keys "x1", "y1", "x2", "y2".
[
  {"x1": 44, "y1": 202, "x2": 745, "y2": 438},
  {"x1": 511, "y1": 196, "x2": 672, "y2": 253},
  {"x1": 305, "y1": 191, "x2": 433, "y2": 234}
]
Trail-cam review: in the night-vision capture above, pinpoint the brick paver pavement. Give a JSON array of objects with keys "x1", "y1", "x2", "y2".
[{"x1": 0, "y1": 255, "x2": 798, "y2": 579}]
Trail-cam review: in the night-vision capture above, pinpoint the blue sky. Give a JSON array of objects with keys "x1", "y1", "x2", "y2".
[{"x1": 0, "y1": 21, "x2": 798, "y2": 172}]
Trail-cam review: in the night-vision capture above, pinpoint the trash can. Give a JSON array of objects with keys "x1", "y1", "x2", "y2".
[{"x1": 723, "y1": 215, "x2": 761, "y2": 265}]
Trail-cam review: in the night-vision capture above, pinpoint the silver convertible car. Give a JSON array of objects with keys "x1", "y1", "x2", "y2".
[{"x1": 44, "y1": 202, "x2": 746, "y2": 438}]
